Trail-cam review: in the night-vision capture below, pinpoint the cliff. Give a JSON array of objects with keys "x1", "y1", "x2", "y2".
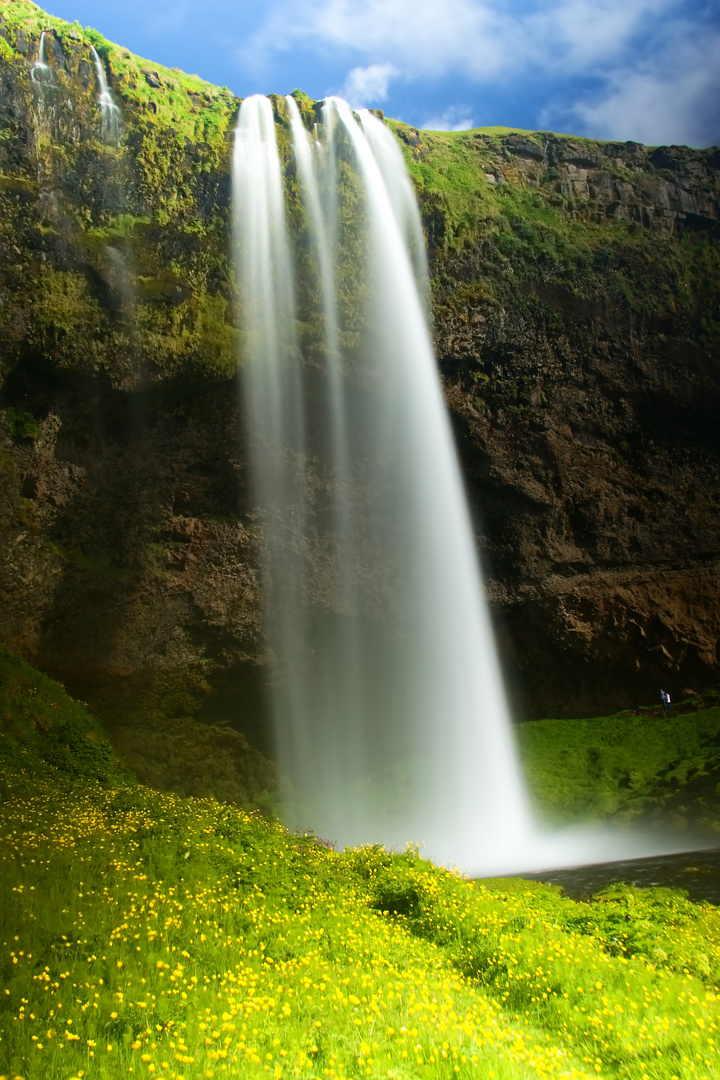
[
  {"x1": 395, "y1": 124, "x2": 720, "y2": 714},
  {"x1": 0, "y1": 0, "x2": 718, "y2": 777}
]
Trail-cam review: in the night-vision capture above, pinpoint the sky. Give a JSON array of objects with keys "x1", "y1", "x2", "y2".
[{"x1": 43, "y1": 0, "x2": 720, "y2": 147}]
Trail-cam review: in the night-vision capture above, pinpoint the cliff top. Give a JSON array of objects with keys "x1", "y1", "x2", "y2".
[{"x1": 3, "y1": 0, "x2": 717, "y2": 158}]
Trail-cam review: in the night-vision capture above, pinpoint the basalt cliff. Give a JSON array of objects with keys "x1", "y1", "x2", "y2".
[{"x1": 1, "y1": 1, "x2": 719, "y2": 790}]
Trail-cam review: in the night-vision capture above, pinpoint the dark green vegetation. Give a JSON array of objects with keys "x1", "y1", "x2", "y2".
[
  {"x1": 0, "y1": 643, "x2": 128, "y2": 786},
  {"x1": 1, "y1": 650, "x2": 720, "y2": 1079},
  {"x1": 519, "y1": 697, "x2": 720, "y2": 832},
  {"x1": 0, "y1": 643, "x2": 274, "y2": 810},
  {"x1": 0, "y1": 0, "x2": 239, "y2": 385}
]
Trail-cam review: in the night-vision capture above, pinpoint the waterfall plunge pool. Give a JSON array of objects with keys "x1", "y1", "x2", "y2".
[{"x1": 492, "y1": 845, "x2": 720, "y2": 905}]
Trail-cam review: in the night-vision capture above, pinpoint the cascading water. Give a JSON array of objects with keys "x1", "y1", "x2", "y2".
[
  {"x1": 31, "y1": 29, "x2": 59, "y2": 122},
  {"x1": 234, "y1": 94, "x2": 707, "y2": 874},
  {"x1": 234, "y1": 94, "x2": 534, "y2": 871},
  {"x1": 31, "y1": 30, "x2": 53, "y2": 87},
  {"x1": 90, "y1": 46, "x2": 121, "y2": 142}
]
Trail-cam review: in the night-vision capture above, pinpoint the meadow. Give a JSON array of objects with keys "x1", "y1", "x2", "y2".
[{"x1": 1, "y1": 645, "x2": 719, "y2": 1080}]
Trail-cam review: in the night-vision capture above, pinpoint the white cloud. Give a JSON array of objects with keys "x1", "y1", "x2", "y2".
[
  {"x1": 340, "y1": 63, "x2": 399, "y2": 106},
  {"x1": 421, "y1": 105, "x2": 475, "y2": 131},
  {"x1": 239, "y1": 0, "x2": 510, "y2": 81},
  {"x1": 544, "y1": 20, "x2": 720, "y2": 146},
  {"x1": 524, "y1": 0, "x2": 677, "y2": 69},
  {"x1": 235, "y1": 0, "x2": 720, "y2": 145},
  {"x1": 240, "y1": 0, "x2": 682, "y2": 83}
]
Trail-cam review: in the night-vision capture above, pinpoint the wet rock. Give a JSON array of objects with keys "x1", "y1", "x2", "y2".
[
  {"x1": 45, "y1": 31, "x2": 66, "y2": 69},
  {"x1": 397, "y1": 125, "x2": 423, "y2": 149},
  {"x1": 14, "y1": 27, "x2": 29, "y2": 54}
]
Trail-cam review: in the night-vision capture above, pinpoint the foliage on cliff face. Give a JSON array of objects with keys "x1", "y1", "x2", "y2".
[
  {"x1": 1, "y1": 0, "x2": 717, "y2": 394},
  {"x1": 386, "y1": 121, "x2": 720, "y2": 350},
  {"x1": 0, "y1": 0, "x2": 239, "y2": 385}
]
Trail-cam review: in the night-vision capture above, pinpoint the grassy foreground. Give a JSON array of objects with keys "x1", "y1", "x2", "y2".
[{"x1": 1, "y1": 646, "x2": 720, "y2": 1080}]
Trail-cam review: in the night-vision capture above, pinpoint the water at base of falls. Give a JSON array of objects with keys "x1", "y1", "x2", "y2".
[{"x1": 232, "y1": 96, "x2": 707, "y2": 877}]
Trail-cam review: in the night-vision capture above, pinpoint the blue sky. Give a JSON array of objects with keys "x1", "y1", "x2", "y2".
[{"x1": 44, "y1": 0, "x2": 720, "y2": 147}]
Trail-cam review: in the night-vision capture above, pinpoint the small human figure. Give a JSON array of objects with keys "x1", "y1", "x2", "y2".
[{"x1": 660, "y1": 689, "x2": 672, "y2": 715}]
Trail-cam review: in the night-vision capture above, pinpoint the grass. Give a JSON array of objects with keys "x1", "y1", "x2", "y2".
[
  {"x1": 1, "y1": 647, "x2": 720, "y2": 1079},
  {"x1": 517, "y1": 701, "x2": 720, "y2": 830},
  {"x1": 385, "y1": 118, "x2": 720, "y2": 344}
]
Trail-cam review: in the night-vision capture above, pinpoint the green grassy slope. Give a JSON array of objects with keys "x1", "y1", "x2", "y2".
[
  {"x1": 0, "y1": 644, "x2": 130, "y2": 788},
  {"x1": 518, "y1": 700, "x2": 720, "y2": 831},
  {"x1": 1, "y1": 649, "x2": 720, "y2": 1079}
]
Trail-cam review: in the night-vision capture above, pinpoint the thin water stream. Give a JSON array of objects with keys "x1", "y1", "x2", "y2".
[{"x1": 90, "y1": 46, "x2": 121, "y2": 142}]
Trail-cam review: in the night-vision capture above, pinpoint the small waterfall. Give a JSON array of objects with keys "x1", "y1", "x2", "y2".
[
  {"x1": 234, "y1": 94, "x2": 534, "y2": 872},
  {"x1": 30, "y1": 30, "x2": 60, "y2": 196},
  {"x1": 90, "y1": 46, "x2": 121, "y2": 142},
  {"x1": 31, "y1": 29, "x2": 58, "y2": 117},
  {"x1": 31, "y1": 30, "x2": 53, "y2": 86}
]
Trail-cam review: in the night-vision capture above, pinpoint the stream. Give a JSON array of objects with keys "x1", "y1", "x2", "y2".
[{"x1": 509, "y1": 847, "x2": 720, "y2": 905}]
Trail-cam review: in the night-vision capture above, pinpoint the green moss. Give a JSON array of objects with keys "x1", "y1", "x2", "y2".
[
  {"x1": 43, "y1": 540, "x2": 134, "y2": 579},
  {"x1": 0, "y1": 644, "x2": 129, "y2": 787},
  {"x1": 29, "y1": 268, "x2": 105, "y2": 368},
  {"x1": 85, "y1": 213, "x2": 152, "y2": 239},
  {"x1": 0, "y1": 447, "x2": 15, "y2": 476},
  {"x1": 518, "y1": 701, "x2": 720, "y2": 831},
  {"x1": 1, "y1": 0, "x2": 717, "y2": 389},
  {"x1": 194, "y1": 291, "x2": 236, "y2": 376},
  {"x1": 2, "y1": 406, "x2": 39, "y2": 441}
]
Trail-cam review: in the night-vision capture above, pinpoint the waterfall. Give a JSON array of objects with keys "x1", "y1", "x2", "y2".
[
  {"x1": 357, "y1": 108, "x2": 429, "y2": 312},
  {"x1": 234, "y1": 94, "x2": 534, "y2": 871},
  {"x1": 90, "y1": 46, "x2": 121, "y2": 142},
  {"x1": 31, "y1": 30, "x2": 53, "y2": 86},
  {"x1": 31, "y1": 29, "x2": 57, "y2": 115},
  {"x1": 233, "y1": 95, "x2": 703, "y2": 874}
]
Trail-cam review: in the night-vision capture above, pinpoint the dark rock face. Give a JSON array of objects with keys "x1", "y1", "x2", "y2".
[
  {"x1": 439, "y1": 319, "x2": 720, "y2": 714},
  {"x1": 0, "y1": 5, "x2": 719, "y2": 737},
  {"x1": 429, "y1": 131, "x2": 720, "y2": 714}
]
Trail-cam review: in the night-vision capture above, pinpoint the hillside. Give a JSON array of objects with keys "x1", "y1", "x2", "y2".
[{"x1": 2, "y1": 647, "x2": 720, "y2": 1080}]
